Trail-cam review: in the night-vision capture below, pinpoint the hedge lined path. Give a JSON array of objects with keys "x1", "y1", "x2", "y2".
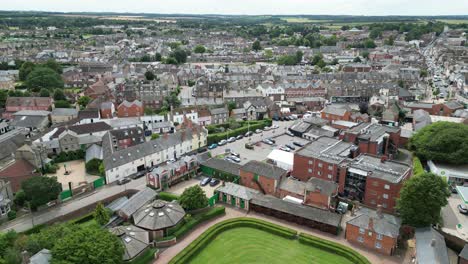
[{"x1": 155, "y1": 207, "x2": 410, "y2": 264}]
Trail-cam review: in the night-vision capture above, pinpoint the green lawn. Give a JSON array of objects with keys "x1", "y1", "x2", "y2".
[{"x1": 189, "y1": 227, "x2": 354, "y2": 264}]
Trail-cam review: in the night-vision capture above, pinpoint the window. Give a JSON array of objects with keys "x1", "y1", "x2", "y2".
[
  {"x1": 308, "y1": 160, "x2": 313, "y2": 165},
  {"x1": 357, "y1": 236, "x2": 364, "y2": 243},
  {"x1": 317, "y1": 171, "x2": 321, "y2": 176},
  {"x1": 368, "y1": 231, "x2": 373, "y2": 236},
  {"x1": 328, "y1": 165, "x2": 333, "y2": 170},
  {"x1": 375, "y1": 242, "x2": 382, "y2": 249},
  {"x1": 328, "y1": 174, "x2": 332, "y2": 179},
  {"x1": 384, "y1": 184, "x2": 390, "y2": 190},
  {"x1": 318, "y1": 163, "x2": 323, "y2": 168},
  {"x1": 383, "y1": 194, "x2": 389, "y2": 199},
  {"x1": 372, "y1": 181, "x2": 379, "y2": 187},
  {"x1": 376, "y1": 233, "x2": 383, "y2": 240},
  {"x1": 359, "y1": 228, "x2": 365, "y2": 234},
  {"x1": 382, "y1": 203, "x2": 388, "y2": 208},
  {"x1": 308, "y1": 169, "x2": 312, "y2": 173}
]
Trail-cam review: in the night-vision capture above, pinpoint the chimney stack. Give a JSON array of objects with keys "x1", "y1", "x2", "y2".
[{"x1": 377, "y1": 204, "x2": 384, "y2": 219}]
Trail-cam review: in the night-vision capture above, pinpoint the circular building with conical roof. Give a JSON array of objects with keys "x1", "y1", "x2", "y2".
[{"x1": 132, "y1": 199, "x2": 185, "y2": 240}]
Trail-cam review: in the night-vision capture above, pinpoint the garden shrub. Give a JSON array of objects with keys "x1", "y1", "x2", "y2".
[
  {"x1": 127, "y1": 248, "x2": 157, "y2": 264},
  {"x1": 7, "y1": 210, "x2": 16, "y2": 220},
  {"x1": 413, "y1": 156, "x2": 424, "y2": 176},
  {"x1": 158, "y1": 192, "x2": 179, "y2": 202},
  {"x1": 86, "y1": 158, "x2": 103, "y2": 175}
]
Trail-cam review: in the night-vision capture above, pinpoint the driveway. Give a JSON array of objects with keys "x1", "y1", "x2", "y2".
[{"x1": 167, "y1": 178, "x2": 217, "y2": 198}]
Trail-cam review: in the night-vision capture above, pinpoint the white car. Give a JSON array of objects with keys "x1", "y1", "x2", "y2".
[{"x1": 272, "y1": 124, "x2": 279, "y2": 129}]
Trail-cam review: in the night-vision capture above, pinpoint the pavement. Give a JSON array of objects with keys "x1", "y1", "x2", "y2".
[{"x1": 441, "y1": 194, "x2": 468, "y2": 239}]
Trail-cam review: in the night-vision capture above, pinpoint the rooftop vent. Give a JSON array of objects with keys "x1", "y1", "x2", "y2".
[
  {"x1": 158, "y1": 212, "x2": 165, "y2": 217},
  {"x1": 129, "y1": 232, "x2": 135, "y2": 236},
  {"x1": 124, "y1": 237, "x2": 132, "y2": 243}
]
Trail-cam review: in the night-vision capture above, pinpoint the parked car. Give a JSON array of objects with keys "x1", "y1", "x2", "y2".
[
  {"x1": 262, "y1": 139, "x2": 274, "y2": 145},
  {"x1": 245, "y1": 131, "x2": 253, "y2": 137},
  {"x1": 229, "y1": 155, "x2": 241, "y2": 163},
  {"x1": 272, "y1": 124, "x2": 279, "y2": 129},
  {"x1": 227, "y1": 137, "x2": 236, "y2": 143},
  {"x1": 208, "y1": 143, "x2": 218, "y2": 149},
  {"x1": 209, "y1": 178, "x2": 220, "y2": 187},
  {"x1": 236, "y1": 134, "x2": 244, "y2": 140},
  {"x1": 255, "y1": 129, "x2": 262, "y2": 134},
  {"x1": 224, "y1": 157, "x2": 235, "y2": 163},
  {"x1": 131, "y1": 170, "x2": 146, "y2": 179},
  {"x1": 245, "y1": 143, "x2": 254, "y2": 150},
  {"x1": 279, "y1": 146, "x2": 291, "y2": 152},
  {"x1": 286, "y1": 131, "x2": 294, "y2": 137},
  {"x1": 293, "y1": 141, "x2": 304, "y2": 147},
  {"x1": 198, "y1": 147, "x2": 208, "y2": 153},
  {"x1": 263, "y1": 126, "x2": 271, "y2": 131},
  {"x1": 117, "y1": 178, "x2": 131, "y2": 185},
  {"x1": 218, "y1": 140, "x2": 227, "y2": 146},
  {"x1": 230, "y1": 151, "x2": 240, "y2": 157},
  {"x1": 200, "y1": 177, "x2": 212, "y2": 186},
  {"x1": 458, "y1": 204, "x2": 468, "y2": 214},
  {"x1": 268, "y1": 138, "x2": 276, "y2": 144},
  {"x1": 285, "y1": 144, "x2": 296, "y2": 150},
  {"x1": 167, "y1": 158, "x2": 177, "y2": 163}
]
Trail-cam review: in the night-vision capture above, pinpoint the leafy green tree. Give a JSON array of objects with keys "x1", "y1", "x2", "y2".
[
  {"x1": 3, "y1": 247, "x2": 20, "y2": 264},
  {"x1": 384, "y1": 36, "x2": 395, "y2": 46},
  {"x1": 93, "y1": 202, "x2": 110, "y2": 225},
  {"x1": 22, "y1": 176, "x2": 62, "y2": 210},
  {"x1": 264, "y1": 49, "x2": 273, "y2": 60},
  {"x1": 53, "y1": 89, "x2": 66, "y2": 101},
  {"x1": 51, "y1": 224, "x2": 124, "y2": 264},
  {"x1": 25, "y1": 67, "x2": 64, "y2": 92},
  {"x1": 169, "y1": 49, "x2": 187, "y2": 64},
  {"x1": 0, "y1": 90, "x2": 7, "y2": 108},
  {"x1": 144, "y1": 71, "x2": 156, "y2": 81},
  {"x1": 193, "y1": 45, "x2": 206, "y2": 53},
  {"x1": 0, "y1": 230, "x2": 18, "y2": 256},
  {"x1": 420, "y1": 69, "x2": 428, "y2": 78},
  {"x1": 362, "y1": 51, "x2": 370, "y2": 59},
  {"x1": 77, "y1": 96, "x2": 91, "y2": 108},
  {"x1": 13, "y1": 190, "x2": 26, "y2": 207},
  {"x1": 44, "y1": 59, "x2": 62, "y2": 74},
  {"x1": 54, "y1": 100, "x2": 71, "y2": 108},
  {"x1": 26, "y1": 224, "x2": 74, "y2": 255},
  {"x1": 408, "y1": 122, "x2": 468, "y2": 165},
  {"x1": 98, "y1": 162, "x2": 105, "y2": 177},
  {"x1": 39, "y1": 88, "x2": 50, "y2": 97},
  {"x1": 353, "y1": 56, "x2": 362, "y2": 63},
  {"x1": 252, "y1": 40, "x2": 262, "y2": 51},
  {"x1": 19, "y1": 61, "x2": 35, "y2": 81},
  {"x1": 227, "y1": 101, "x2": 237, "y2": 112},
  {"x1": 178, "y1": 185, "x2": 208, "y2": 210},
  {"x1": 151, "y1": 133, "x2": 160, "y2": 140},
  {"x1": 295, "y1": 50, "x2": 303, "y2": 64},
  {"x1": 164, "y1": 57, "x2": 178, "y2": 65},
  {"x1": 397, "y1": 173, "x2": 450, "y2": 227},
  {"x1": 311, "y1": 53, "x2": 323, "y2": 65},
  {"x1": 364, "y1": 39, "x2": 377, "y2": 48},
  {"x1": 154, "y1": 53, "x2": 162, "y2": 61}
]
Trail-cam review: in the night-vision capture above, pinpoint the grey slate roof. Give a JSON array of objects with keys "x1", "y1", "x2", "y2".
[
  {"x1": 241, "y1": 161, "x2": 287, "y2": 181},
  {"x1": 278, "y1": 178, "x2": 306, "y2": 195},
  {"x1": 349, "y1": 154, "x2": 410, "y2": 183},
  {"x1": 297, "y1": 136, "x2": 355, "y2": 165},
  {"x1": 415, "y1": 227, "x2": 449, "y2": 264},
  {"x1": 109, "y1": 225, "x2": 149, "y2": 261},
  {"x1": 306, "y1": 178, "x2": 338, "y2": 196},
  {"x1": 51, "y1": 108, "x2": 78, "y2": 116},
  {"x1": 51, "y1": 122, "x2": 111, "y2": 139},
  {"x1": 119, "y1": 187, "x2": 157, "y2": 218},
  {"x1": 133, "y1": 200, "x2": 185, "y2": 231},
  {"x1": 29, "y1": 249, "x2": 51, "y2": 264},
  {"x1": 201, "y1": 158, "x2": 241, "y2": 176},
  {"x1": 459, "y1": 244, "x2": 468, "y2": 260},
  {"x1": 216, "y1": 182, "x2": 260, "y2": 200},
  {"x1": 347, "y1": 207, "x2": 401, "y2": 238},
  {"x1": 209, "y1": 107, "x2": 228, "y2": 115},
  {"x1": 251, "y1": 194, "x2": 342, "y2": 227},
  {"x1": 85, "y1": 144, "x2": 103, "y2": 163}
]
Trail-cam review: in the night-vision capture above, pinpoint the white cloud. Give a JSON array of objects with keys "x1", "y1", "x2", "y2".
[{"x1": 3, "y1": 0, "x2": 468, "y2": 16}]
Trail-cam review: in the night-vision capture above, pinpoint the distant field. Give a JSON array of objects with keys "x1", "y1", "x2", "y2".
[
  {"x1": 281, "y1": 17, "x2": 330, "y2": 23},
  {"x1": 437, "y1": 19, "x2": 468, "y2": 24}
]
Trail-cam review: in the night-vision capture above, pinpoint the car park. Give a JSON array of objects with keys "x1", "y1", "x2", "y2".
[
  {"x1": 117, "y1": 178, "x2": 131, "y2": 185},
  {"x1": 285, "y1": 144, "x2": 295, "y2": 150},
  {"x1": 208, "y1": 143, "x2": 218, "y2": 149},
  {"x1": 200, "y1": 177, "x2": 212, "y2": 186},
  {"x1": 209, "y1": 178, "x2": 220, "y2": 187}
]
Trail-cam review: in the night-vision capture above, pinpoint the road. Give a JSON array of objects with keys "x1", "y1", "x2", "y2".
[{"x1": 0, "y1": 177, "x2": 147, "y2": 232}]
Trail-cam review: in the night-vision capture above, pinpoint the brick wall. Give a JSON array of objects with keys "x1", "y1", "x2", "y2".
[
  {"x1": 239, "y1": 170, "x2": 277, "y2": 195},
  {"x1": 345, "y1": 223, "x2": 397, "y2": 255}
]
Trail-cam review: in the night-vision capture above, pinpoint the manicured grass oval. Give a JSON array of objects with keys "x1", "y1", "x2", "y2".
[{"x1": 190, "y1": 227, "x2": 354, "y2": 264}]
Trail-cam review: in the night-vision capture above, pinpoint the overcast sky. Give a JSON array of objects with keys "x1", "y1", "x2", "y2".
[{"x1": 2, "y1": 0, "x2": 468, "y2": 16}]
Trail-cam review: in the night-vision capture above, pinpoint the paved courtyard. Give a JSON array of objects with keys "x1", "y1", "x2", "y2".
[
  {"x1": 46, "y1": 160, "x2": 101, "y2": 190},
  {"x1": 167, "y1": 178, "x2": 218, "y2": 197}
]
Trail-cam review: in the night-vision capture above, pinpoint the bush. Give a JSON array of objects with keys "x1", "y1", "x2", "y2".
[
  {"x1": 53, "y1": 149, "x2": 85, "y2": 163},
  {"x1": 14, "y1": 190, "x2": 26, "y2": 207},
  {"x1": 7, "y1": 210, "x2": 17, "y2": 220},
  {"x1": 171, "y1": 207, "x2": 225, "y2": 239},
  {"x1": 207, "y1": 119, "x2": 271, "y2": 145},
  {"x1": 42, "y1": 163, "x2": 58, "y2": 174},
  {"x1": 86, "y1": 159, "x2": 102, "y2": 175},
  {"x1": 21, "y1": 224, "x2": 47, "y2": 235},
  {"x1": 158, "y1": 192, "x2": 179, "y2": 202},
  {"x1": 413, "y1": 156, "x2": 424, "y2": 176},
  {"x1": 298, "y1": 233, "x2": 370, "y2": 264}
]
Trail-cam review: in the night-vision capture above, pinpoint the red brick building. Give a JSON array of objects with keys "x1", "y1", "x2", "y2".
[
  {"x1": 84, "y1": 80, "x2": 111, "y2": 99},
  {"x1": 100, "y1": 102, "x2": 114, "y2": 119},
  {"x1": 239, "y1": 161, "x2": 287, "y2": 196},
  {"x1": 117, "y1": 100, "x2": 143, "y2": 118},
  {"x1": 346, "y1": 206, "x2": 401, "y2": 255},
  {"x1": 277, "y1": 177, "x2": 338, "y2": 209},
  {"x1": 3, "y1": 97, "x2": 53, "y2": 119},
  {"x1": 321, "y1": 105, "x2": 352, "y2": 122},
  {"x1": 0, "y1": 159, "x2": 40, "y2": 192},
  {"x1": 342, "y1": 123, "x2": 401, "y2": 157},
  {"x1": 342, "y1": 64, "x2": 372, "y2": 73}
]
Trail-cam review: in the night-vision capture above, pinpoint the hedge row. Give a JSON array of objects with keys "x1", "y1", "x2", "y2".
[
  {"x1": 169, "y1": 217, "x2": 297, "y2": 264},
  {"x1": 164, "y1": 206, "x2": 226, "y2": 240},
  {"x1": 207, "y1": 119, "x2": 271, "y2": 145},
  {"x1": 53, "y1": 149, "x2": 85, "y2": 163},
  {"x1": 127, "y1": 248, "x2": 158, "y2": 264},
  {"x1": 413, "y1": 156, "x2": 424, "y2": 176},
  {"x1": 158, "y1": 192, "x2": 180, "y2": 202},
  {"x1": 298, "y1": 233, "x2": 370, "y2": 264}
]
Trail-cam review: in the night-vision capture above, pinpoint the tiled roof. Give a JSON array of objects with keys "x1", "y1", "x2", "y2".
[{"x1": 241, "y1": 161, "x2": 286, "y2": 180}]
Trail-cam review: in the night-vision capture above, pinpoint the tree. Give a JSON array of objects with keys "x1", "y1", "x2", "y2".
[
  {"x1": 358, "y1": 102, "x2": 368, "y2": 114},
  {"x1": 264, "y1": 49, "x2": 273, "y2": 60},
  {"x1": 364, "y1": 39, "x2": 377, "y2": 49},
  {"x1": 0, "y1": 90, "x2": 7, "y2": 108},
  {"x1": 397, "y1": 173, "x2": 450, "y2": 227},
  {"x1": 227, "y1": 101, "x2": 237, "y2": 112},
  {"x1": 193, "y1": 45, "x2": 206, "y2": 53},
  {"x1": 19, "y1": 61, "x2": 35, "y2": 81},
  {"x1": 408, "y1": 122, "x2": 468, "y2": 165},
  {"x1": 353, "y1": 56, "x2": 362, "y2": 63},
  {"x1": 169, "y1": 49, "x2": 187, "y2": 64},
  {"x1": 144, "y1": 71, "x2": 156, "y2": 81},
  {"x1": 151, "y1": 133, "x2": 160, "y2": 140},
  {"x1": 420, "y1": 69, "x2": 428, "y2": 78},
  {"x1": 384, "y1": 36, "x2": 395, "y2": 46},
  {"x1": 44, "y1": 59, "x2": 62, "y2": 74},
  {"x1": 22, "y1": 176, "x2": 62, "y2": 210},
  {"x1": 164, "y1": 57, "x2": 178, "y2": 65},
  {"x1": 93, "y1": 202, "x2": 110, "y2": 225},
  {"x1": 311, "y1": 53, "x2": 323, "y2": 65},
  {"x1": 362, "y1": 51, "x2": 370, "y2": 59},
  {"x1": 13, "y1": 190, "x2": 26, "y2": 207},
  {"x1": 178, "y1": 185, "x2": 208, "y2": 210},
  {"x1": 252, "y1": 40, "x2": 262, "y2": 51},
  {"x1": 341, "y1": 25, "x2": 350, "y2": 31},
  {"x1": 51, "y1": 224, "x2": 124, "y2": 264},
  {"x1": 25, "y1": 67, "x2": 64, "y2": 92},
  {"x1": 39, "y1": 88, "x2": 50, "y2": 97},
  {"x1": 154, "y1": 53, "x2": 162, "y2": 61},
  {"x1": 54, "y1": 100, "x2": 71, "y2": 108},
  {"x1": 53, "y1": 89, "x2": 66, "y2": 101},
  {"x1": 77, "y1": 96, "x2": 91, "y2": 108},
  {"x1": 295, "y1": 50, "x2": 303, "y2": 64}
]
